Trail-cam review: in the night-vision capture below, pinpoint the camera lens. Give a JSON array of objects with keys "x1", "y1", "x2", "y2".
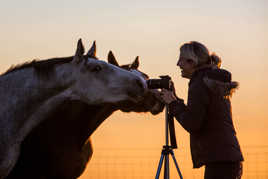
[{"x1": 147, "y1": 78, "x2": 170, "y2": 90}]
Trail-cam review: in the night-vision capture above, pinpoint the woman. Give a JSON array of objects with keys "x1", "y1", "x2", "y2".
[{"x1": 160, "y1": 41, "x2": 244, "y2": 179}]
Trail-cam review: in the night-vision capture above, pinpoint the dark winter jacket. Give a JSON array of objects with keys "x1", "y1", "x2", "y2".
[{"x1": 169, "y1": 67, "x2": 244, "y2": 168}]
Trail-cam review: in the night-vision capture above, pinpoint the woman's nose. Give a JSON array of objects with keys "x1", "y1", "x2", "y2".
[{"x1": 177, "y1": 59, "x2": 182, "y2": 67}]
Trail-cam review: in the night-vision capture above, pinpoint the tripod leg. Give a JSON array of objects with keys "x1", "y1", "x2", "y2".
[
  {"x1": 164, "y1": 154, "x2": 170, "y2": 179},
  {"x1": 155, "y1": 153, "x2": 164, "y2": 179},
  {"x1": 170, "y1": 151, "x2": 183, "y2": 179}
]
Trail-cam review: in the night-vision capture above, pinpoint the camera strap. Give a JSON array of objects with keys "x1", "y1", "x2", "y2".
[{"x1": 168, "y1": 114, "x2": 177, "y2": 149}]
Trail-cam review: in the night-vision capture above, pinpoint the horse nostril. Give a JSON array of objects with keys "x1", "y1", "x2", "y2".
[{"x1": 136, "y1": 79, "x2": 144, "y2": 90}]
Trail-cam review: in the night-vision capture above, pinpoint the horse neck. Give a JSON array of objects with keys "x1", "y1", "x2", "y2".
[
  {"x1": 0, "y1": 65, "x2": 72, "y2": 143},
  {"x1": 1, "y1": 63, "x2": 73, "y2": 94},
  {"x1": 0, "y1": 65, "x2": 73, "y2": 110},
  {"x1": 77, "y1": 104, "x2": 117, "y2": 148}
]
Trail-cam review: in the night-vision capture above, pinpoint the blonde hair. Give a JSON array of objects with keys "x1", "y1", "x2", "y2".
[
  {"x1": 180, "y1": 41, "x2": 221, "y2": 68},
  {"x1": 210, "y1": 53, "x2": 222, "y2": 68}
]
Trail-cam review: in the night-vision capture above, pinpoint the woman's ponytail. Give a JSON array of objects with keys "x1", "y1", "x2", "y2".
[{"x1": 210, "y1": 53, "x2": 222, "y2": 68}]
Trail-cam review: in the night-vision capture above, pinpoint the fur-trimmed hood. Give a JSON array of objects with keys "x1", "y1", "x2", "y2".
[{"x1": 203, "y1": 68, "x2": 239, "y2": 98}]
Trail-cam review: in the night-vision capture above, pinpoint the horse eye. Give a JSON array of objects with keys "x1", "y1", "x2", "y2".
[{"x1": 92, "y1": 65, "x2": 102, "y2": 72}]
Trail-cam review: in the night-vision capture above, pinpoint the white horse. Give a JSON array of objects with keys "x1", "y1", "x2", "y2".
[
  {"x1": 0, "y1": 39, "x2": 148, "y2": 178},
  {"x1": 6, "y1": 52, "x2": 164, "y2": 179}
]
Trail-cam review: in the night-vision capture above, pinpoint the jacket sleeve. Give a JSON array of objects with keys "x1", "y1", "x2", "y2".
[{"x1": 168, "y1": 80, "x2": 210, "y2": 133}]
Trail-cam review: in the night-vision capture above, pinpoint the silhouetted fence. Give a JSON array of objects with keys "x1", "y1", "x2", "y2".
[{"x1": 79, "y1": 146, "x2": 268, "y2": 179}]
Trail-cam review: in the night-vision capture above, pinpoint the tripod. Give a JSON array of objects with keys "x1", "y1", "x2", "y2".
[{"x1": 155, "y1": 104, "x2": 183, "y2": 179}]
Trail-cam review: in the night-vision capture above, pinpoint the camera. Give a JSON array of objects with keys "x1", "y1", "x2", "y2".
[{"x1": 147, "y1": 75, "x2": 172, "y2": 90}]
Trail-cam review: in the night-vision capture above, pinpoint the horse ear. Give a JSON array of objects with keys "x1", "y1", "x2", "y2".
[
  {"x1": 130, "y1": 56, "x2": 139, "y2": 69},
  {"x1": 87, "y1": 41, "x2": 96, "y2": 58},
  {"x1": 107, "y1": 51, "x2": 119, "y2": 66},
  {"x1": 73, "y1": 39, "x2": 85, "y2": 64}
]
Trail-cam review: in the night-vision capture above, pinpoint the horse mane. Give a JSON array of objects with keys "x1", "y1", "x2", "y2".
[
  {"x1": 1, "y1": 55, "x2": 98, "y2": 77},
  {"x1": 2, "y1": 56, "x2": 73, "y2": 76}
]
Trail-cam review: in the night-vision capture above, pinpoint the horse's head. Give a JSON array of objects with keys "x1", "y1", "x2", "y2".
[
  {"x1": 107, "y1": 51, "x2": 165, "y2": 115},
  {"x1": 67, "y1": 39, "x2": 148, "y2": 105}
]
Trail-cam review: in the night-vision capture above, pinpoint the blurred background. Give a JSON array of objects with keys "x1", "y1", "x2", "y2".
[{"x1": 1, "y1": 0, "x2": 267, "y2": 178}]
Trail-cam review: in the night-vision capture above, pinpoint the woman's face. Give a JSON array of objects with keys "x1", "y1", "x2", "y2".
[{"x1": 177, "y1": 56, "x2": 196, "y2": 79}]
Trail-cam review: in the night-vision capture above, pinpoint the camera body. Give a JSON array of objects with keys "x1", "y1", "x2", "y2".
[{"x1": 147, "y1": 75, "x2": 172, "y2": 90}]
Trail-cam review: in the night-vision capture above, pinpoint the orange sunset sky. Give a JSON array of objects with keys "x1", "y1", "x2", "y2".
[{"x1": 1, "y1": 0, "x2": 267, "y2": 178}]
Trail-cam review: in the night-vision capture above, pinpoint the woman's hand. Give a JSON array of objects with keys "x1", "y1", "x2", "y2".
[{"x1": 160, "y1": 89, "x2": 177, "y2": 104}]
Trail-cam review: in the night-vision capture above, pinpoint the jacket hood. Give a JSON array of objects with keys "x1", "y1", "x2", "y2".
[{"x1": 203, "y1": 68, "x2": 239, "y2": 98}]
